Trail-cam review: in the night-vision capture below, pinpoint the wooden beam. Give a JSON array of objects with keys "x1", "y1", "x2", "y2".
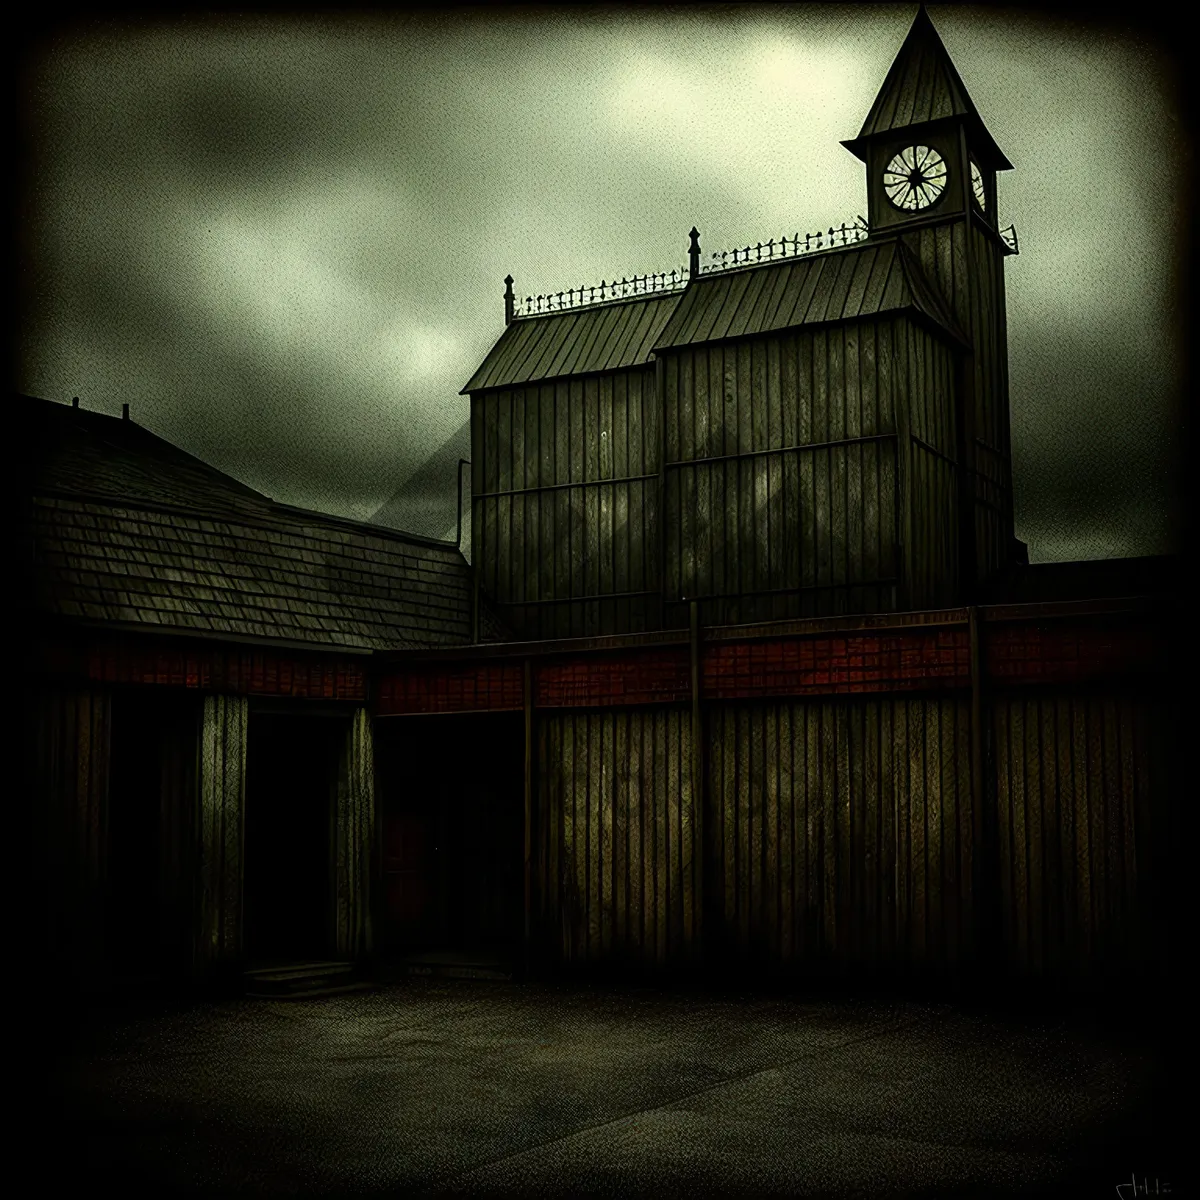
[
  {"x1": 523, "y1": 657, "x2": 534, "y2": 977},
  {"x1": 689, "y1": 600, "x2": 704, "y2": 965},
  {"x1": 655, "y1": 354, "x2": 668, "y2": 631},
  {"x1": 472, "y1": 565, "x2": 480, "y2": 645},
  {"x1": 968, "y1": 604, "x2": 989, "y2": 975},
  {"x1": 663, "y1": 431, "x2": 896, "y2": 470}
]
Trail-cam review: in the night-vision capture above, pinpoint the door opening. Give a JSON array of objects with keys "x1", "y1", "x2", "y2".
[
  {"x1": 377, "y1": 713, "x2": 524, "y2": 964},
  {"x1": 107, "y1": 692, "x2": 166, "y2": 974},
  {"x1": 244, "y1": 713, "x2": 343, "y2": 964}
]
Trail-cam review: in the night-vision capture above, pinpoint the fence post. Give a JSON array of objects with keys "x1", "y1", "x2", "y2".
[
  {"x1": 968, "y1": 605, "x2": 995, "y2": 982},
  {"x1": 456, "y1": 458, "x2": 470, "y2": 551},
  {"x1": 690, "y1": 600, "x2": 705, "y2": 967},
  {"x1": 523, "y1": 659, "x2": 534, "y2": 978}
]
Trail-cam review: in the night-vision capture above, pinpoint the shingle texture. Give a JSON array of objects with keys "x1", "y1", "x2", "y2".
[
  {"x1": 20, "y1": 396, "x2": 476, "y2": 650},
  {"x1": 462, "y1": 292, "x2": 681, "y2": 393},
  {"x1": 653, "y1": 239, "x2": 965, "y2": 351}
]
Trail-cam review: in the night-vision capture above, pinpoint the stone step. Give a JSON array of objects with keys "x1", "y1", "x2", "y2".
[
  {"x1": 244, "y1": 961, "x2": 356, "y2": 982},
  {"x1": 393, "y1": 953, "x2": 514, "y2": 982},
  {"x1": 245, "y1": 980, "x2": 376, "y2": 1001},
  {"x1": 243, "y1": 961, "x2": 365, "y2": 998},
  {"x1": 402, "y1": 962, "x2": 512, "y2": 981}
]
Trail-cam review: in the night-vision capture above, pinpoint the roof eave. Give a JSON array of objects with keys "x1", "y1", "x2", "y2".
[
  {"x1": 841, "y1": 117, "x2": 1011, "y2": 172},
  {"x1": 840, "y1": 136, "x2": 870, "y2": 164}
]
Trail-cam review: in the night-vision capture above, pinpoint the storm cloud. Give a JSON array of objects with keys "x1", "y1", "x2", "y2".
[{"x1": 17, "y1": 5, "x2": 1185, "y2": 559}]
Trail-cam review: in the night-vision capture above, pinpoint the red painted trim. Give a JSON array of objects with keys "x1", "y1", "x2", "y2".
[
  {"x1": 375, "y1": 662, "x2": 524, "y2": 714},
  {"x1": 536, "y1": 649, "x2": 692, "y2": 708},
  {"x1": 372, "y1": 611, "x2": 1163, "y2": 714},
  {"x1": 702, "y1": 628, "x2": 972, "y2": 698},
  {"x1": 29, "y1": 603, "x2": 1164, "y2": 715},
  {"x1": 32, "y1": 633, "x2": 368, "y2": 700},
  {"x1": 984, "y1": 619, "x2": 1163, "y2": 686}
]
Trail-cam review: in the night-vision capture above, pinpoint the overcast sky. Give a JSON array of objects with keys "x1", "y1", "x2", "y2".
[{"x1": 18, "y1": 4, "x2": 1186, "y2": 560}]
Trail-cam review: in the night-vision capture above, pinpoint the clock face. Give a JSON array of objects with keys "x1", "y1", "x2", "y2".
[
  {"x1": 971, "y1": 161, "x2": 986, "y2": 211},
  {"x1": 883, "y1": 145, "x2": 947, "y2": 211}
]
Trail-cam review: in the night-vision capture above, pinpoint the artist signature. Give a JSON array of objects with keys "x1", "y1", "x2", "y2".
[{"x1": 1116, "y1": 1175, "x2": 1171, "y2": 1197}]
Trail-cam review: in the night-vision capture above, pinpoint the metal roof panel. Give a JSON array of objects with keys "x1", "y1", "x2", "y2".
[
  {"x1": 654, "y1": 238, "x2": 964, "y2": 351},
  {"x1": 463, "y1": 293, "x2": 681, "y2": 392}
]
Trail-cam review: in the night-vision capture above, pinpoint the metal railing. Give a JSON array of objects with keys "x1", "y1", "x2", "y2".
[
  {"x1": 508, "y1": 216, "x2": 870, "y2": 321},
  {"x1": 699, "y1": 217, "x2": 869, "y2": 274},
  {"x1": 512, "y1": 269, "x2": 689, "y2": 318}
]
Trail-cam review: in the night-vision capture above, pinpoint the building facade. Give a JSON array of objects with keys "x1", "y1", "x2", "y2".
[
  {"x1": 21, "y1": 7, "x2": 1176, "y2": 997},
  {"x1": 467, "y1": 7, "x2": 1020, "y2": 642}
]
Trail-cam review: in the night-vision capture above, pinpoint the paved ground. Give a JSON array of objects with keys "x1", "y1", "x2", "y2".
[{"x1": 35, "y1": 978, "x2": 1173, "y2": 1197}]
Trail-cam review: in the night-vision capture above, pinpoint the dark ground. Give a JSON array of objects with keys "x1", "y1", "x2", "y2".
[{"x1": 26, "y1": 977, "x2": 1176, "y2": 1198}]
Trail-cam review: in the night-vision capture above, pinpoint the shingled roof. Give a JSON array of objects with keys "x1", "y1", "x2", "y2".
[
  {"x1": 23, "y1": 394, "x2": 274, "y2": 521},
  {"x1": 461, "y1": 291, "x2": 681, "y2": 393},
  {"x1": 20, "y1": 396, "x2": 476, "y2": 652},
  {"x1": 653, "y1": 238, "x2": 966, "y2": 351},
  {"x1": 841, "y1": 6, "x2": 1011, "y2": 171}
]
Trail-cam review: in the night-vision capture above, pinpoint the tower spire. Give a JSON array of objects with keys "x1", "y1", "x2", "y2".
[{"x1": 841, "y1": 5, "x2": 1010, "y2": 171}]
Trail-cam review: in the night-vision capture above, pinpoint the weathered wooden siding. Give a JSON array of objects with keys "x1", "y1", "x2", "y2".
[
  {"x1": 334, "y1": 708, "x2": 375, "y2": 960},
  {"x1": 197, "y1": 694, "x2": 248, "y2": 974},
  {"x1": 660, "y1": 318, "x2": 909, "y2": 627},
  {"x1": 898, "y1": 222, "x2": 971, "y2": 332},
  {"x1": 900, "y1": 219, "x2": 1013, "y2": 586},
  {"x1": 706, "y1": 697, "x2": 973, "y2": 973},
  {"x1": 538, "y1": 708, "x2": 699, "y2": 968},
  {"x1": 27, "y1": 687, "x2": 111, "y2": 977},
  {"x1": 535, "y1": 696, "x2": 973, "y2": 978},
  {"x1": 473, "y1": 366, "x2": 659, "y2": 639},
  {"x1": 991, "y1": 687, "x2": 1166, "y2": 979},
  {"x1": 901, "y1": 320, "x2": 960, "y2": 610},
  {"x1": 532, "y1": 684, "x2": 1165, "y2": 984},
  {"x1": 968, "y1": 223, "x2": 1013, "y2": 584}
]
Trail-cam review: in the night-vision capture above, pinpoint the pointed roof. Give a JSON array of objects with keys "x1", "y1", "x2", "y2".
[{"x1": 842, "y1": 6, "x2": 1011, "y2": 171}]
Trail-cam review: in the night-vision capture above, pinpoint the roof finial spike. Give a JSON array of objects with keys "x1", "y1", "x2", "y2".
[
  {"x1": 122, "y1": 402, "x2": 130, "y2": 421},
  {"x1": 688, "y1": 226, "x2": 701, "y2": 280},
  {"x1": 504, "y1": 275, "x2": 515, "y2": 325},
  {"x1": 72, "y1": 396, "x2": 79, "y2": 408}
]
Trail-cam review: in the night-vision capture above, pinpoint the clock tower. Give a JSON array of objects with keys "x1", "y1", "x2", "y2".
[{"x1": 843, "y1": 5, "x2": 1020, "y2": 592}]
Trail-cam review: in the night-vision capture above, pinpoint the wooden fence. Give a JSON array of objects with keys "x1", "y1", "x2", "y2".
[{"x1": 381, "y1": 599, "x2": 1170, "y2": 984}]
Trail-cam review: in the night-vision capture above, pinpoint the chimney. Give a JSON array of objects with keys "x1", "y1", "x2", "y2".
[
  {"x1": 504, "y1": 275, "x2": 515, "y2": 326},
  {"x1": 689, "y1": 227, "x2": 701, "y2": 281},
  {"x1": 122, "y1": 403, "x2": 130, "y2": 421}
]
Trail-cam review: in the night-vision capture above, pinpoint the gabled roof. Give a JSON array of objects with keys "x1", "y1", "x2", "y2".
[
  {"x1": 20, "y1": 395, "x2": 477, "y2": 652},
  {"x1": 21, "y1": 393, "x2": 273, "y2": 521},
  {"x1": 27, "y1": 495, "x2": 474, "y2": 651},
  {"x1": 461, "y1": 291, "x2": 681, "y2": 393},
  {"x1": 653, "y1": 239, "x2": 967, "y2": 352},
  {"x1": 841, "y1": 6, "x2": 1011, "y2": 171}
]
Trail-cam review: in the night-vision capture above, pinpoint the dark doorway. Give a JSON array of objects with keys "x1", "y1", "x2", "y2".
[
  {"x1": 377, "y1": 713, "x2": 524, "y2": 963},
  {"x1": 244, "y1": 713, "x2": 344, "y2": 964},
  {"x1": 107, "y1": 692, "x2": 166, "y2": 973}
]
